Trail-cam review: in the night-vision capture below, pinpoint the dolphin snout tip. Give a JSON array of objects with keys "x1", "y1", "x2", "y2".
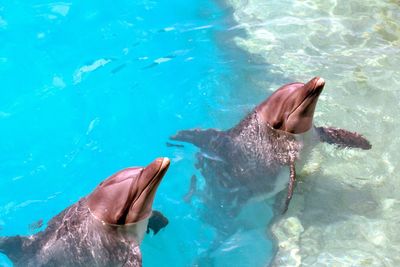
[
  {"x1": 157, "y1": 157, "x2": 170, "y2": 169},
  {"x1": 315, "y1": 77, "x2": 325, "y2": 87}
]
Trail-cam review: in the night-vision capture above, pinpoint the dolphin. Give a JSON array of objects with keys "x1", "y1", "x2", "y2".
[
  {"x1": 170, "y1": 77, "x2": 371, "y2": 216},
  {"x1": 0, "y1": 157, "x2": 170, "y2": 267}
]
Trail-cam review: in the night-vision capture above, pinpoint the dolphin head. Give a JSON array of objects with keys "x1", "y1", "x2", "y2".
[
  {"x1": 256, "y1": 77, "x2": 325, "y2": 134},
  {"x1": 87, "y1": 157, "x2": 170, "y2": 225}
]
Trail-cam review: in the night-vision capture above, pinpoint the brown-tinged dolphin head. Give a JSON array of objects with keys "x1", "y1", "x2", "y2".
[
  {"x1": 87, "y1": 157, "x2": 170, "y2": 225},
  {"x1": 256, "y1": 77, "x2": 325, "y2": 134}
]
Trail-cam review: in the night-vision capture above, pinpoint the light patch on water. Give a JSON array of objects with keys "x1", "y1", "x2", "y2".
[
  {"x1": 34, "y1": 2, "x2": 71, "y2": 20},
  {"x1": 0, "y1": 111, "x2": 10, "y2": 118},
  {"x1": 122, "y1": 48, "x2": 129, "y2": 55},
  {"x1": 47, "y1": 192, "x2": 62, "y2": 200},
  {"x1": 171, "y1": 154, "x2": 184, "y2": 163},
  {"x1": 86, "y1": 118, "x2": 100, "y2": 135},
  {"x1": 51, "y1": 3, "x2": 71, "y2": 17},
  {"x1": 187, "y1": 25, "x2": 213, "y2": 31},
  {"x1": 29, "y1": 165, "x2": 47, "y2": 176},
  {"x1": 52, "y1": 76, "x2": 66, "y2": 88},
  {"x1": 0, "y1": 200, "x2": 45, "y2": 216},
  {"x1": 47, "y1": 14, "x2": 57, "y2": 20},
  {"x1": 154, "y1": 57, "x2": 172, "y2": 64},
  {"x1": 298, "y1": 148, "x2": 323, "y2": 176},
  {"x1": 73, "y1": 58, "x2": 112, "y2": 84},
  {"x1": 0, "y1": 16, "x2": 7, "y2": 28},
  {"x1": 174, "y1": 113, "x2": 183, "y2": 119},
  {"x1": 37, "y1": 76, "x2": 67, "y2": 98},
  {"x1": 16, "y1": 200, "x2": 44, "y2": 209},
  {"x1": 12, "y1": 176, "x2": 24, "y2": 181},
  {"x1": 161, "y1": 26, "x2": 175, "y2": 32},
  {"x1": 225, "y1": 0, "x2": 400, "y2": 266},
  {"x1": 37, "y1": 32, "x2": 46, "y2": 39},
  {"x1": 271, "y1": 217, "x2": 303, "y2": 267}
]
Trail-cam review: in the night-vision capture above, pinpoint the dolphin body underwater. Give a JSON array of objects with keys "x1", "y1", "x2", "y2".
[
  {"x1": 171, "y1": 77, "x2": 371, "y2": 220},
  {"x1": 0, "y1": 157, "x2": 170, "y2": 267}
]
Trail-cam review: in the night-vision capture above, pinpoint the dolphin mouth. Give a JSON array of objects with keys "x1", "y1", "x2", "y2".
[
  {"x1": 126, "y1": 157, "x2": 170, "y2": 222},
  {"x1": 86, "y1": 158, "x2": 170, "y2": 225},
  {"x1": 303, "y1": 77, "x2": 325, "y2": 97},
  {"x1": 150, "y1": 157, "x2": 170, "y2": 185},
  {"x1": 289, "y1": 77, "x2": 325, "y2": 115},
  {"x1": 313, "y1": 77, "x2": 325, "y2": 89},
  {"x1": 158, "y1": 157, "x2": 171, "y2": 176},
  {"x1": 137, "y1": 157, "x2": 170, "y2": 199},
  {"x1": 283, "y1": 77, "x2": 325, "y2": 133}
]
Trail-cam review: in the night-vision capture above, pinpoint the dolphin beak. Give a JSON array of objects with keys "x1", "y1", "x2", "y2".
[
  {"x1": 150, "y1": 157, "x2": 170, "y2": 180},
  {"x1": 284, "y1": 77, "x2": 325, "y2": 133},
  {"x1": 305, "y1": 76, "x2": 325, "y2": 94},
  {"x1": 315, "y1": 77, "x2": 325, "y2": 88},
  {"x1": 159, "y1": 157, "x2": 171, "y2": 173},
  {"x1": 139, "y1": 157, "x2": 170, "y2": 200},
  {"x1": 126, "y1": 157, "x2": 170, "y2": 223},
  {"x1": 140, "y1": 157, "x2": 170, "y2": 186}
]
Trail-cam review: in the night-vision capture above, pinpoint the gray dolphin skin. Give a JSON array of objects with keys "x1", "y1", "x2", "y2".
[
  {"x1": 171, "y1": 77, "x2": 371, "y2": 217},
  {"x1": 0, "y1": 157, "x2": 170, "y2": 267}
]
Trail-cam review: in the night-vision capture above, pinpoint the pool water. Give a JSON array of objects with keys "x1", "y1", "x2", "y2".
[
  {"x1": 0, "y1": 1, "x2": 273, "y2": 266},
  {"x1": 1, "y1": 0, "x2": 400, "y2": 266},
  {"x1": 224, "y1": 0, "x2": 400, "y2": 266}
]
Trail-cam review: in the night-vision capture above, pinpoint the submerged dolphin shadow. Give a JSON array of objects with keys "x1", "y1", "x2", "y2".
[
  {"x1": 0, "y1": 158, "x2": 170, "y2": 267},
  {"x1": 293, "y1": 173, "x2": 379, "y2": 226}
]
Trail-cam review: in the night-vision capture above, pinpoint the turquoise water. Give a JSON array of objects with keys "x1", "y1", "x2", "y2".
[
  {"x1": 0, "y1": 1, "x2": 273, "y2": 266},
  {"x1": 224, "y1": 0, "x2": 400, "y2": 266},
  {"x1": 2, "y1": 0, "x2": 400, "y2": 266}
]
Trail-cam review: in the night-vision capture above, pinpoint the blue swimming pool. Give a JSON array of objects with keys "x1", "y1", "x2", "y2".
[
  {"x1": 0, "y1": 1, "x2": 274, "y2": 266},
  {"x1": 1, "y1": 0, "x2": 400, "y2": 266}
]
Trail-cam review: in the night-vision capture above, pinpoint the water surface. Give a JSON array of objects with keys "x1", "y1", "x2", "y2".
[
  {"x1": 224, "y1": 0, "x2": 400, "y2": 265},
  {"x1": 1, "y1": 0, "x2": 400, "y2": 266},
  {"x1": 0, "y1": 1, "x2": 273, "y2": 266}
]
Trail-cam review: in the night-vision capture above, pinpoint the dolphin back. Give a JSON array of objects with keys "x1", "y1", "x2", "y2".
[{"x1": 315, "y1": 126, "x2": 372, "y2": 150}]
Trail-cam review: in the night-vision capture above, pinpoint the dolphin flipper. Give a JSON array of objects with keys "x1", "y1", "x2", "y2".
[
  {"x1": 0, "y1": 236, "x2": 27, "y2": 261},
  {"x1": 147, "y1": 210, "x2": 169, "y2": 235},
  {"x1": 282, "y1": 160, "x2": 296, "y2": 214},
  {"x1": 315, "y1": 126, "x2": 371, "y2": 150},
  {"x1": 170, "y1": 128, "x2": 222, "y2": 149},
  {"x1": 183, "y1": 175, "x2": 197, "y2": 203}
]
